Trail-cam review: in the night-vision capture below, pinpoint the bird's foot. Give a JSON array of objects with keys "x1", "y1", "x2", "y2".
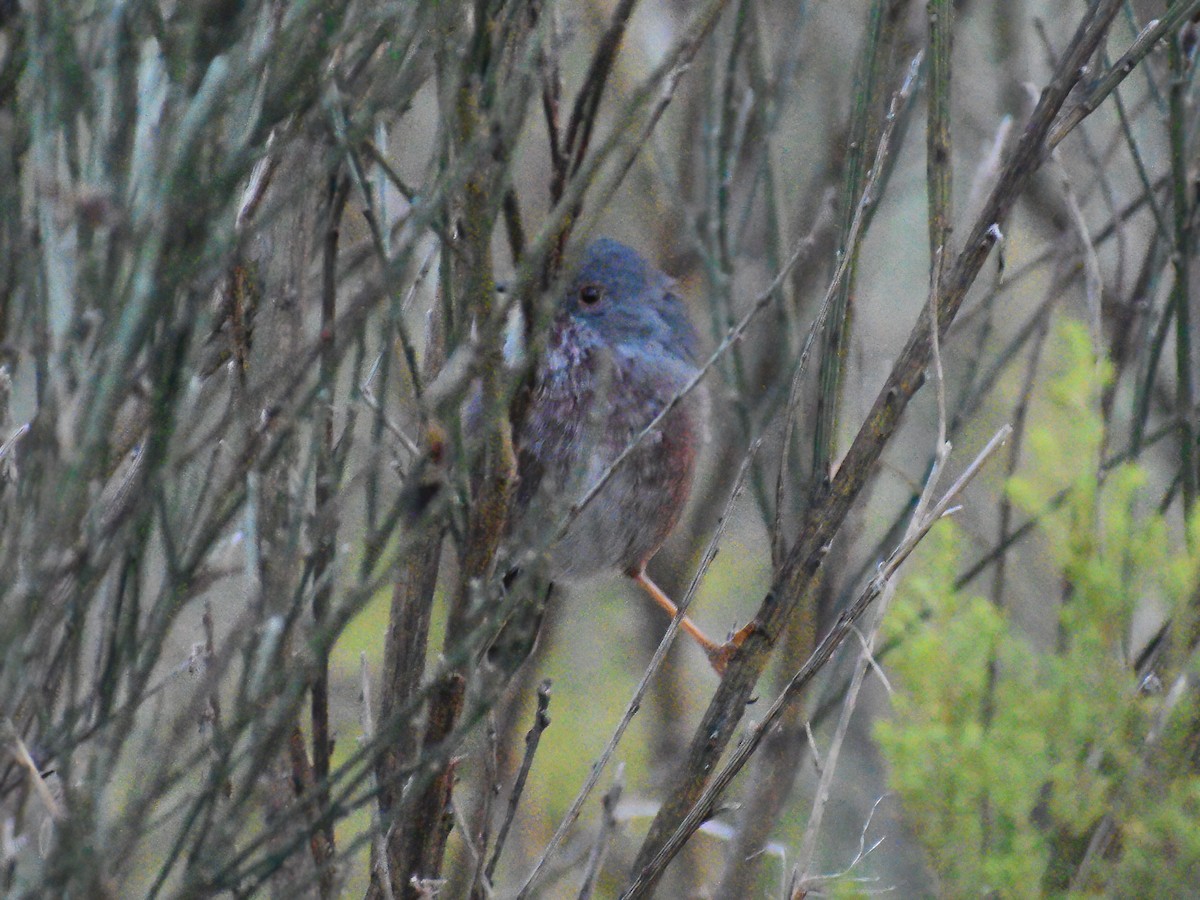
[{"x1": 705, "y1": 620, "x2": 760, "y2": 676}]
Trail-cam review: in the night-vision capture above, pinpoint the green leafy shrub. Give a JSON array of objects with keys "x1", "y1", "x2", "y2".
[{"x1": 876, "y1": 320, "x2": 1200, "y2": 897}]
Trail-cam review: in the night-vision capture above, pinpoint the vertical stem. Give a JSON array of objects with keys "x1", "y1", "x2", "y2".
[
  {"x1": 390, "y1": 4, "x2": 514, "y2": 895},
  {"x1": 927, "y1": 0, "x2": 953, "y2": 281},
  {"x1": 311, "y1": 171, "x2": 348, "y2": 878},
  {"x1": 812, "y1": 0, "x2": 908, "y2": 492},
  {"x1": 626, "y1": 4, "x2": 1125, "y2": 892},
  {"x1": 1169, "y1": 17, "x2": 1196, "y2": 518}
]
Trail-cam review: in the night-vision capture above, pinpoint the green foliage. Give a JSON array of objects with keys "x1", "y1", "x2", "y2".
[{"x1": 876, "y1": 320, "x2": 1200, "y2": 898}]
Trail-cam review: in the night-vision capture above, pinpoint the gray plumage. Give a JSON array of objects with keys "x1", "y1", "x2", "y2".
[{"x1": 513, "y1": 238, "x2": 705, "y2": 581}]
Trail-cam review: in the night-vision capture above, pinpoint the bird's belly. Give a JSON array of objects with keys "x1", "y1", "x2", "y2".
[{"x1": 540, "y1": 407, "x2": 697, "y2": 581}]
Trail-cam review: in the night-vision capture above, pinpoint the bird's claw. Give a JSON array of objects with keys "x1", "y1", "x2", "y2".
[{"x1": 706, "y1": 620, "x2": 760, "y2": 676}]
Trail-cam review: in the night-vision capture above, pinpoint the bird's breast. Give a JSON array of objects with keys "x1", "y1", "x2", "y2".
[{"x1": 514, "y1": 333, "x2": 703, "y2": 577}]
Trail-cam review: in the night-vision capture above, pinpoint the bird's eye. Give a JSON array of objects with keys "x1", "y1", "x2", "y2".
[{"x1": 579, "y1": 284, "x2": 602, "y2": 307}]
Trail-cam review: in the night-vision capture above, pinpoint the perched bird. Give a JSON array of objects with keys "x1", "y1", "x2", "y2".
[{"x1": 511, "y1": 238, "x2": 751, "y2": 673}]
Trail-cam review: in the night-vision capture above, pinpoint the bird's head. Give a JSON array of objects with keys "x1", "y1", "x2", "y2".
[{"x1": 558, "y1": 238, "x2": 699, "y2": 364}]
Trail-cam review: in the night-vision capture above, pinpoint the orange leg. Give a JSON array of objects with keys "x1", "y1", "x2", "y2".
[{"x1": 630, "y1": 569, "x2": 756, "y2": 675}]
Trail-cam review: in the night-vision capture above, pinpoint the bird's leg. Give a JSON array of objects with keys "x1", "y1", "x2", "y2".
[{"x1": 629, "y1": 569, "x2": 755, "y2": 675}]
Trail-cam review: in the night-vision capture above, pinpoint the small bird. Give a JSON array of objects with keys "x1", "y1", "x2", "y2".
[{"x1": 512, "y1": 238, "x2": 751, "y2": 673}]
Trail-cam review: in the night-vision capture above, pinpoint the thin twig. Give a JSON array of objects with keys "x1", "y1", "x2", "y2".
[
  {"x1": 791, "y1": 796, "x2": 889, "y2": 896},
  {"x1": 796, "y1": 196, "x2": 956, "y2": 881},
  {"x1": 625, "y1": 426, "x2": 1011, "y2": 897},
  {"x1": 772, "y1": 192, "x2": 838, "y2": 564},
  {"x1": 515, "y1": 436, "x2": 765, "y2": 898},
  {"x1": 1168, "y1": 25, "x2": 1196, "y2": 515},
  {"x1": 360, "y1": 655, "x2": 397, "y2": 900},
  {"x1": 484, "y1": 679, "x2": 552, "y2": 885},
  {"x1": 1047, "y1": 5, "x2": 1200, "y2": 149},
  {"x1": 577, "y1": 765, "x2": 624, "y2": 900},
  {"x1": 813, "y1": 0, "x2": 913, "y2": 490},
  {"x1": 628, "y1": 5, "x2": 1124, "y2": 889},
  {"x1": 467, "y1": 715, "x2": 500, "y2": 900},
  {"x1": 560, "y1": 53, "x2": 924, "y2": 560},
  {"x1": 3, "y1": 720, "x2": 61, "y2": 822}
]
